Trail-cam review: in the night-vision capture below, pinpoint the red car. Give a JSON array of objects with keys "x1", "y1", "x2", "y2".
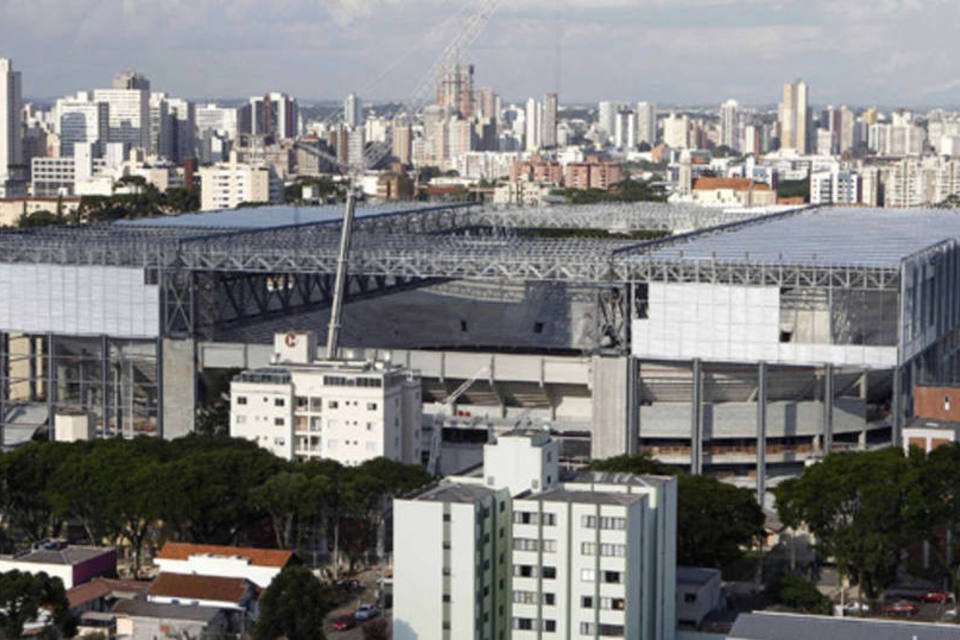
[
  {"x1": 332, "y1": 615, "x2": 357, "y2": 631},
  {"x1": 883, "y1": 600, "x2": 919, "y2": 616},
  {"x1": 922, "y1": 590, "x2": 952, "y2": 604}
]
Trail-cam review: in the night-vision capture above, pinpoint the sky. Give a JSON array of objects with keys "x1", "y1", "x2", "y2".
[{"x1": 1, "y1": 0, "x2": 958, "y2": 107}]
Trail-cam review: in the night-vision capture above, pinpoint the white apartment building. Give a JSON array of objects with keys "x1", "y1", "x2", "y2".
[
  {"x1": 663, "y1": 113, "x2": 690, "y2": 150},
  {"x1": 229, "y1": 332, "x2": 423, "y2": 466},
  {"x1": 196, "y1": 103, "x2": 238, "y2": 140},
  {"x1": 198, "y1": 153, "x2": 282, "y2": 210},
  {"x1": 809, "y1": 170, "x2": 860, "y2": 205},
  {"x1": 719, "y1": 99, "x2": 740, "y2": 151},
  {"x1": 394, "y1": 430, "x2": 677, "y2": 640},
  {"x1": 636, "y1": 102, "x2": 656, "y2": 147}
]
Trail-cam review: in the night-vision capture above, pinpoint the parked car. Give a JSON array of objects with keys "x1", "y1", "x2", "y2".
[
  {"x1": 842, "y1": 600, "x2": 870, "y2": 614},
  {"x1": 355, "y1": 604, "x2": 382, "y2": 621},
  {"x1": 883, "y1": 599, "x2": 919, "y2": 616},
  {"x1": 922, "y1": 589, "x2": 952, "y2": 604},
  {"x1": 332, "y1": 615, "x2": 357, "y2": 631}
]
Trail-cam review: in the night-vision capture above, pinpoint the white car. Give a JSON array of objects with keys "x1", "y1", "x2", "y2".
[
  {"x1": 842, "y1": 601, "x2": 870, "y2": 614},
  {"x1": 354, "y1": 604, "x2": 381, "y2": 621}
]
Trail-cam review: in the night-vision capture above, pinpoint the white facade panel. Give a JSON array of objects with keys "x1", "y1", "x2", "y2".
[
  {"x1": 633, "y1": 283, "x2": 896, "y2": 368},
  {"x1": 0, "y1": 264, "x2": 159, "y2": 338}
]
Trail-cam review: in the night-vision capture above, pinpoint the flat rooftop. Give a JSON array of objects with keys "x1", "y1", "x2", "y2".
[
  {"x1": 631, "y1": 207, "x2": 960, "y2": 269},
  {"x1": 410, "y1": 481, "x2": 498, "y2": 504},
  {"x1": 729, "y1": 611, "x2": 960, "y2": 640},
  {"x1": 528, "y1": 488, "x2": 645, "y2": 506}
]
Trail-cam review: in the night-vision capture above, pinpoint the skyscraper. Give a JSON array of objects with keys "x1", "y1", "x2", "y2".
[
  {"x1": 597, "y1": 101, "x2": 617, "y2": 142},
  {"x1": 614, "y1": 109, "x2": 637, "y2": 150},
  {"x1": 719, "y1": 99, "x2": 741, "y2": 151},
  {"x1": 636, "y1": 101, "x2": 656, "y2": 147},
  {"x1": 248, "y1": 92, "x2": 299, "y2": 140},
  {"x1": 541, "y1": 93, "x2": 558, "y2": 149},
  {"x1": 344, "y1": 93, "x2": 362, "y2": 128},
  {"x1": 93, "y1": 70, "x2": 152, "y2": 151},
  {"x1": 0, "y1": 58, "x2": 25, "y2": 197},
  {"x1": 525, "y1": 97, "x2": 541, "y2": 152},
  {"x1": 436, "y1": 64, "x2": 474, "y2": 118},
  {"x1": 779, "y1": 80, "x2": 809, "y2": 154}
]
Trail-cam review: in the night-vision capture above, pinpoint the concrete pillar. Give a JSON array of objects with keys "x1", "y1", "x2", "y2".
[
  {"x1": 691, "y1": 358, "x2": 703, "y2": 475},
  {"x1": 46, "y1": 333, "x2": 56, "y2": 423},
  {"x1": 156, "y1": 338, "x2": 164, "y2": 437},
  {"x1": 756, "y1": 361, "x2": 767, "y2": 506},
  {"x1": 162, "y1": 338, "x2": 196, "y2": 439},
  {"x1": 0, "y1": 332, "x2": 7, "y2": 447},
  {"x1": 590, "y1": 355, "x2": 630, "y2": 459},
  {"x1": 626, "y1": 357, "x2": 639, "y2": 456},
  {"x1": 823, "y1": 363, "x2": 834, "y2": 454},
  {"x1": 28, "y1": 335, "x2": 37, "y2": 401}
]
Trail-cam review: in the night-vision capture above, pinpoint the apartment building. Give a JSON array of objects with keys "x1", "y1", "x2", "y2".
[
  {"x1": 393, "y1": 430, "x2": 677, "y2": 640},
  {"x1": 229, "y1": 332, "x2": 423, "y2": 466},
  {"x1": 198, "y1": 152, "x2": 282, "y2": 210}
]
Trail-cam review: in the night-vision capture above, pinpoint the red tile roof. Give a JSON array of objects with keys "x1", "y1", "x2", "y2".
[
  {"x1": 693, "y1": 177, "x2": 771, "y2": 191},
  {"x1": 156, "y1": 542, "x2": 293, "y2": 568},
  {"x1": 148, "y1": 573, "x2": 251, "y2": 604},
  {"x1": 67, "y1": 577, "x2": 150, "y2": 608}
]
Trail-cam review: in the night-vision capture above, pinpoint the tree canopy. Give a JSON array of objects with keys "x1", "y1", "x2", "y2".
[
  {"x1": 0, "y1": 570, "x2": 74, "y2": 638},
  {"x1": 254, "y1": 565, "x2": 332, "y2": 640}
]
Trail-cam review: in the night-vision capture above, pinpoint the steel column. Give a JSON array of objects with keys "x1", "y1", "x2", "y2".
[
  {"x1": 823, "y1": 363, "x2": 834, "y2": 454},
  {"x1": 100, "y1": 335, "x2": 109, "y2": 437}
]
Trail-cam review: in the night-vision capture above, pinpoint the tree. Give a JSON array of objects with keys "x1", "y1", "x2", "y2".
[
  {"x1": 362, "y1": 618, "x2": 389, "y2": 640},
  {"x1": 0, "y1": 570, "x2": 75, "y2": 638},
  {"x1": 918, "y1": 443, "x2": 960, "y2": 603},
  {"x1": 18, "y1": 210, "x2": 64, "y2": 228},
  {"x1": 251, "y1": 471, "x2": 312, "y2": 550},
  {"x1": 254, "y1": 566, "x2": 331, "y2": 640},
  {"x1": 774, "y1": 448, "x2": 925, "y2": 604},
  {"x1": 772, "y1": 573, "x2": 831, "y2": 615},
  {"x1": 676, "y1": 475, "x2": 764, "y2": 568},
  {"x1": 587, "y1": 454, "x2": 763, "y2": 569}
]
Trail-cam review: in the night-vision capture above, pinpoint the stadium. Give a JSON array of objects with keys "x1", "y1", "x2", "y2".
[{"x1": 0, "y1": 201, "x2": 957, "y2": 486}]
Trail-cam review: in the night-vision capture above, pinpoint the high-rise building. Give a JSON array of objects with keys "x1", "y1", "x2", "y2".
[
  {"x1": 0, "y1": 58, "x2": 24, "y2": 197},
  {"x1": 477, "y1": 87, "x2": 498, "y2": 122},
  {"x1": 344, "y1": 93, "x2": 361, "y2": 128},
  {"x1": 198, "y1": 152, "x2": 282, "y2": 210},
  {"x1": 196, "y1": 104, "x2": 238, "y2": 140},
  {"x1": 779, "y1": 80, "x2": 809, "y2": 154},
  {"x1": 541, "y1": 93, "x2": 558, "y2": 149},
  {"x1": 663, "y1": 113, "x2": 690, "y2": 149},
  {"x1": 636, "y1": 101, "x2": 656, "y2": 147},
  {"x1": 166, "y1": 97, "x2": 196, "y2": 163},
  {"x1": 525, "y1": 97, "x2": 541, "y2": 152},
  {"x1": 393, "y1": 431, "x2": 678, "y2": 640},
  {"x1": 614, "y1": 109, "x2": 637, "y2": 150},
  {"x1": 597, "y1": 101, "x2": 617, "y2": 141},
  {"x1": 56, "y1": 96, "x2": 108, "y2": 158},
  {"x1": 247, "y1": 93, "x2": 299, "y2": 140},
  {"x1": 391, "y1": 123, "x2": 412, "y2": 165},
  {"x1": 436, "y1": 63, "x2": 474, "y2": 118},
  {"x1": 149, "y1": 92, "x2": 172, "y2": 159},
  {"x1": 93, "y1": 70, "x2": 152, "y2": 152},
  {"x1": 719, "y1": 99, "x2": 740, "y2": 151}
]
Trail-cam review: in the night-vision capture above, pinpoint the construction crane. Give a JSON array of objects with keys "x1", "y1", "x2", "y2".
[{"x1": 293, "y1": 0, "x2": 500, "y2": 359}]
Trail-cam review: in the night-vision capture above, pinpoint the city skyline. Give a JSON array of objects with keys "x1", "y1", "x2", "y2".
[{"x1": 3, "y1": 0, "x2": 960, "y2": 106}]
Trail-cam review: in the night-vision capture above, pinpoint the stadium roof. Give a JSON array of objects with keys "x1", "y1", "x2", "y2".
[
  {"x1": 629, "y1": 207, "x2": 960, "y2": 269},
  {"x1": 113, "y1": 202, "x2": 470, "y2": 230}
]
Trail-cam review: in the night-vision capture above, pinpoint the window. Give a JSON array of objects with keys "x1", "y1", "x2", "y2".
[
  {"x1": 580, "y1": 623, "x2": 624, "y2": 637},
  {"x1": 533, "y1": 321, "x2": 544, "y2": 334},
  {"x1": 367, "y1": 402, "x2": 378, "y2": 411},
  {"x1": 542, "y1": 539, "x2": 556, "y2": 553},
  {"x1": 581, "y1": 596, "x2": 594, "y2": 608},
  {"x1": 542, "y1": 566, "x2": 556, "y2": 579},
  {"x1": 460, "y1": 320, "x2": 468, "y2": 332},
  {"x1": 514, "y1": 511, "x2": 537, "y2": 525},
  {"x1": 274, "y1": 418, "x2": 285, "y2": 426},
  {"x1": 235, "y1": 415, "x2": 246, "y2": 424},
  {"x1": 513, "y1": 538, "x2": 539, "y2": 552},
  {"x1": 512, "y1": 618, "x2": 533, "y2": 631},
  {"x1": 514, "y1": 565, "x2": 536, "y2": 578},
  {"x1": 236, "y1": 396, "x2": 247, "y2": 405},
  {"x1": 600, "y1": 543, "x2": 626, "y2": 557},
  {"x1": 581, "y1": 568, "x2": 595, "y2": 582},
  {"x1": 274, "y1": 398, "x2": 285, "y2": 407},
  {"x1": 328, "y1": 400, "x2": 339, "y2": 409},
  {"x1": 684, "y1": 593, "x2": 697, "y2": 603},
  {"x1": 310, "y1": 397, "x2": 323, "y2": 411},
  {"x1": 582, "y1": 515, "x2": 627, "y2": 530},
  {"x1": 513, "y1": 590, "x2": 537, "y2": 604},
  {"x1": 443, "y1": 513, "x2": 451, "y2": 522},
  {"x1": 296, "y1": 396, "x2": 308, "y2": 409},
  {"x1": 543, "y1": 620, "x2": 556, "y2": 632},
  {"x1": 543, "y1": 593, "x2": 555, "y2": 606},
  {"x1": 603, "y1": 571, "x2": 622, "y2": 584},
  {"x1": 582, "y1": 542, "x2": 597, "y2": 555},
  {"x1": 442, "y1": 594, "x2": 450, "y2": 602},
  {"x1": 273, "y1": 437, "x2": 285, "y2": 446},
  {"x1": 542, "y1": 513, "x2": 556, "y2": 526}
]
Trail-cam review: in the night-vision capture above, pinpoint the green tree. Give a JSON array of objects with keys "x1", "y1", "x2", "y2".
[
  {"x1": 251, "y1": 471, "x2": 312, "y2": 550},
  {"x1": 0, "y1": 442, "x2": 69, "y2": 542},
  {"x1": 18, "y1": 210, "x2": 64, "y2": 228},
  {"x1": 0, "y1": 570, "x2": 75, "y2": 638},
  {"x1": 163, "y1": 186, "x2": 200, "y2": 213},
  {"x1": 918, "y1": 443, "x2": 960, "y2": 603},
  {"x1": 254, "y1": 566, "x2": 331, "y2": 640},
  {"x1": 772, "y1": 572, "x2": 832, "y2": 615},
  {"x1": 774, "y1": 448, "x2": 925, "y2": 604}
]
